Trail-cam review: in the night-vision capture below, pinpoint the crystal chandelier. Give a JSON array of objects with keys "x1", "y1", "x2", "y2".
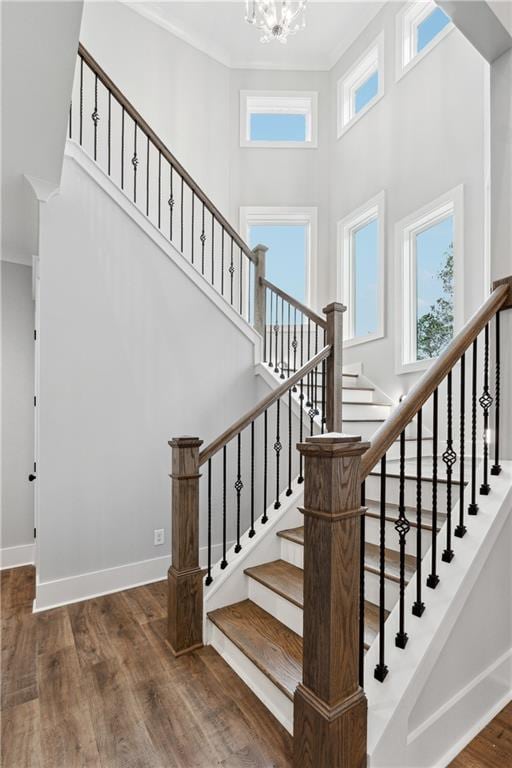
[{"x1": 245, "y1": 1, "x2": 307, "y2": 44}]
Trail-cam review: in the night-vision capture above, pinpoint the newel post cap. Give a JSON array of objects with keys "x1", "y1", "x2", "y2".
[
  {"x1": 168, "y1": 436, "x2": 203, "y2": 448},
  {"x1": 297, "y1": 432, "x2": 369, "y2": 457},
  {"x1": 322, "y1": 301, "x2": 347, "y2": 315}
]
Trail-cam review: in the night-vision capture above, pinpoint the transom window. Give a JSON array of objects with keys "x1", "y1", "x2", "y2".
[
  {"x1": 338, "y1": 34, "x2": 384, "y2": 137},
  {"x1": 397, "y1": 1, "x2": 452, "y2": 78},
  {"x1": 240, "y1": 92, "x2": 318, "y2": 148},
  {"x1": 397, "y1": 187, "x2": 463, "y2": 372},
  {"x1": 338, "y1": 192, "x2": 385, "y2": 346}
]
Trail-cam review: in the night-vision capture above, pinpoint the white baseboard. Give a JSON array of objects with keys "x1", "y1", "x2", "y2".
[
  {"x1": 0, "y1": 543, "x2": 35, "y2": 570},
  {"x1": 33, "y1": 540, "x2": 233, "y2": 612}
]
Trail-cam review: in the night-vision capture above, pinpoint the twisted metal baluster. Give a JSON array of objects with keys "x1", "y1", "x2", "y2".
[
  {"x1": 221, "y1": 446, "x2": 227, "y2": 569},
  {"x1": 268, "y1": 290, "x2": 273, "y2": 368},
  {"x1": 395, "y1": 429, "x2": 410, "y2": 647},
  {"x1": 157, "y1": 151, "x2": 161, "y2": 228},
  {"x1": 239, "y1": 246, "x2": 243, "y2": 316},
  {"x1": 292, "y1": 308, "x2": 298, "y2": 387},
  {"x1": 480, "y1": 323, "x2": 493, "y2": 495},
  {"x1": 412, "y1": 408, "x2": 426, "y2": 615},
  {"x1": 468, "y1": 338, "x2": 479, "y2": 515},
  {"x1": 92, "y1": 74, "x2": 99, "y2": 161},
  {"x1": 455, "y1": 354, "x2": 467, "y2": 538},
  {"x1": 287, "y1": 303, "x2": 291, "y2": 378},
  {"x1": 374, "y1": 455, "x2": 388, "y2": 682},
  {"x1": 321, "y1": 358, "x2": 326, "y2": 434},
  {"x1": 280, "y1": 299, "x2": 285, "y2": 379},
  {"x1": 191, "y1": 194, "x2": 195, "y2": 265},
  {"x1": 221, "y1": 227, "x2": 225, "y2": 297},
  {"x1": 286, "y1": 390, "x2": 293, "y2": 496},
  {"x1": 229, "y1": 239, "x2": 234, "y2": 306},
  {"x1": 274, "y1": 399, "x2": 282, "y2": 509},
  {"x1": 79, "y1": 57, "x2": 83, "y2": 145},
  {"x1": 168, "y1": 166, "x2": 174, "y2": 242},
  {"x1": 234, "y1": 433, "x2": 243, "y2": 553},
  {"x1": 274, "y1": 298, "x2": 280, "y2": 375},
  {"x1": 145, "y1": 136, "x2": 150, "y2": 217},
  {"x1": 427, "y1": 388, "x2": 440, "y2": 589},
  {"x1": 298, "y1": 376, "x2": 304, "y2": 484},
  {"x1": 262, "y1": 410, "x2": 269, "y2": 523},
  {"x1": 121, "y1": 107, "x2": 125, "y2": 190},
  {"x1": 442, "y1": 374, "x2": 456, "y2": 563},
  {"x1": 491, "y1": 312, "x2": 502, "y2": 475},
  {"x1": 249, "y1": 421, "x2": 255, "y2": 537},
  {"x1": 132, "y1": 122, "x2": 138, "y2": 203},
  {"x1": 211, "y1": 216, "x2": 215, "y2": 287},
  {"x1": 205, "y1": 459, "x2": 213, "y2": 586},
  {"x1": 180, "y1": 177, "x2": 184, "y2": 253},
  {"x1": 107, "y1": 92, "x2": 111, "y2": 175},
  {"x1": 201, "y1": 202, "x2": 206, "y2": 275},
  {"x1": 359, "y1": 481, "x2": 366, "y2": 688}
]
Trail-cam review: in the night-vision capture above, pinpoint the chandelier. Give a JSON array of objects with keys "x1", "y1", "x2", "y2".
[{"x1": 245, "y1": 1, "x2": 308, "y2": 44}]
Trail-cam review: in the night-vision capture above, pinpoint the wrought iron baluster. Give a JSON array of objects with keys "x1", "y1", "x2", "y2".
[
  {"x1": 79, "y1": 57, "x2": 83, "y2": 145},
  {"x1": 300, "y1": 312, "x2": 304, "y2": 368},
  {"x1": 314, "y1": 326, "x2": 319, "y2": 416},
  {"x1": 201, "y1": 202, "x2": 206, "y2": 274},
  {"x1": 221, "y1": 227, "x2": 225, "y2": 297},
  {"x1": 306, "y1": 320, "x2": 312, "y2": 406},
  {"x1": 286, "y1": 390, "x2": 293, "y2": 496},
  {"x1": 229, "y1": 239, "x2": 234, "y2": 306},
  {"x1": 413, "y1": 408, "x2": 426, "y2": 615},
  {"x1": 280, "y1": 299, "x2": 285, "y2": 379},
  {"x1": 205, "y1": 459, "x2": 213, "y2": 585},
  {"x1": 235, "y1": 433, "x2": 243, "y2": 553},
  {"x1": 480, "y1": 323, "x2": 493, "y2": 494},
  {"x1": 211, "y1": 216, "x2": 215, "y2": 286},
  {"x1": 221, "y1": 445, "x2": 227, "y2": 569},
  {"x1": 374, "y1": 455, "x2": 388, "y2": 682},
  {"x1": 146, "y1": 136, "x2": 150, "y2": 216},
  {"x1": 274, "y1": 298, "x2": 280, "y2": 375},
  {"x1": 107, "y1": 92, "x2": 111, "y2": 176},
  {"x1": 274, "y1": 399, "x2": 282, "y2": 509},
  {"x1": 359, "y1": 481, "x2": 366, "y2": 688},
  {"x1": 157, "y1": 151, "x2": 161, "y2": 228},
  {"x1": 442, "y1": 374, "x2": 456, "y2": 562},
  {"x1": 321, "y1": 358, "x2": 326, "y2": 434},
  {"x1": 491, "y1": 312, "x2": 502, "y2": 475},
  {"x1": 395, "y1": 429, "x2": 410, "y2": 647},
  {"x1": 308, "y1": 384, "x2": 315, "y2": 437},
  {"x1": 263, "y1": 288, "x2": 267, "y2": 363},
  {"x1": 268, "y1": 290, "x2": 273, "y2": 368},
  {"x1": 298, "y1": 376, "x2": 304, "y2": 483},
  {"x1": 292, "y1": 308, "x2": 298, "y2": 383},
  {"x1": 263, "y1": 409, "x2": 269, "y2": 523},
  {"x1": 287, "y1": 303, "x2": 291, "y2": 378},
  {"x1": 468, "y1": 338, "x2": 478, "y2": 514},
  {"x1": 180, "y1": 177, "x2": 184, "y2": 253},
  {"x1": 168, "y1": 165, "x2": 174, "y2": 241},
  {"x1": 249, "y1": 421, "x2": 255, "y2": 537},
  {"x1": 92, "y1": 74, "x2": 99, "y2": 161},
  {"x1": 69, "y1": 100, "x2": 72, "y2": 139},
  {"x1": 427, "y1": 388, "x2": 440, "y2": 588},
  {"x1": 132, "y1": 122, "x2": 138, "y2": 203},
  {"x1": 239, "y1": 246, "x2": 243, "y2": 316},
  {"x1": 121, "y1": 107, "x2": 125, "y2": 190},
  {"x1": 191, "y1": 194, "x2": 195, "y2": 265},
  {"x1": 455, "y1": 354, "x2": 467, "y2": 538}
]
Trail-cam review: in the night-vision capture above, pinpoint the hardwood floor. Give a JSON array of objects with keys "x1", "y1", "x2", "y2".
[
  {"x1": 450, "y1": 702, "x2": 512, "y2": 767},
  {"x1": 1, "y1": 566, "x2": 293, "y2": 768}
]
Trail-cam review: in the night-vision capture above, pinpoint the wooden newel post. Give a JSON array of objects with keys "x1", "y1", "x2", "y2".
[
  {"x1": 167, "y1": 436, "x2": 204, "y2": 656},
  {"x1": 294, "y1": 432, "x2": 369, "y2": 768},
  {"x1": 253, "y1": 244, "x2": 268, "y2": 338},
  {"x1": 324, "y1": 302, "x2": 346, "y2": 433}
]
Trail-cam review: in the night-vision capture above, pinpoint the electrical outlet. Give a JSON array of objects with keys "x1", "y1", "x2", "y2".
[{"x1": 154, "y1": 528, "x2": 165, "y2": 546}]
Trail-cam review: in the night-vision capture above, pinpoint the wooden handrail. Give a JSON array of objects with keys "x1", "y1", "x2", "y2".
[
  {"x1": 78, "y1": 43, "x2": 257, "y2": 264},
  {"x1": 199, "y1": 345, "x2": 331, "y2": 465},
  {"x1": 360, "y1": 283, "x2": 509, "y2": 480},
  {"x1": 260, "y1": 278, "x2": 327, "y2": 329}
]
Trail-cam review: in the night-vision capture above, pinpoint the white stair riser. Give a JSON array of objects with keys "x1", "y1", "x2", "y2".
[
  {"x1": 247, "y1": 578, "x2": 303, "y2": 637},
  {"x1": 364, "y1": 568, "x2": 400, "y2": 613},
  {"x1": 365, "y1": 515, "x2": 432, "y2": 558},
  {"x1": 342, "y1": 388, "x2": 375, "y2": 404},
  {"x1": 280, "y1": 538, "x2": 304, "y2": 569},
  {"x1": 365, "y1": 475, "x2": 460, "y2": 512},
  {"x1": 207, "y1": 620, "x2": 294, "y2": 734},
  {"x1": 342, "y1": 421, "x2": 386, "y2": 441},
  {"x1": 385, "y1": 441, "x2": 434, "y2": 461},
  {"x1": 344, "y1": 403, "x2": 391, "y2": 420}
]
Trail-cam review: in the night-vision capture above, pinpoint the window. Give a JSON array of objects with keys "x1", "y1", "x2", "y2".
[
  {"x1": 241, "y1": 207, "x2": 317, "y2": 314},
  {"x1": 338, "y1": 33, "x2": 384, "y2": 137},
  {"x1": 337, "y1": 192, "x2": 385, "y2": 346},
  {"x1": 397, "y1": 1, "x2": 453, "y2": 78},
  {"x1": 396, "y1": 186, "x2": 463, "y2": 373},
  {"x1": 240, "y1": 92, "x2": 318, "y2": 148}
]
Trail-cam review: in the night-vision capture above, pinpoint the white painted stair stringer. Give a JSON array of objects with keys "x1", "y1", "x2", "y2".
[{"x1": 365, "y1": 461, "x2": 512, "y2": 768}]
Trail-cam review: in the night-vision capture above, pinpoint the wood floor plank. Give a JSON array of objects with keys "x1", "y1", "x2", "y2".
[
  {"x1": 37, "y1": 607, "x2": 74, "y2": 656},
  {"x1": 0, "y1": 699, "x2": 41, "y2": 768},
  {"x1": 120, "y1": 584, "x2": 167, "y2": 626},
  {"x1": 1, "y1": 612, "x2": 38, "y2": 709},
  {"x1": 450, "y1": 702, "x2": 512, "y2": 767}
]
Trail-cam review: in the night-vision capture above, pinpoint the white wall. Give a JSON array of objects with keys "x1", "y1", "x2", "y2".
[
  {"x1": 35, "y1": 152, "x2": 259, "y2": 603},
  {"x1": 1, "y1": 262, "x2": 34, "y2": 552},
  {"x1": 327, "y1": 2, "x2": 488, "y2": 402}
]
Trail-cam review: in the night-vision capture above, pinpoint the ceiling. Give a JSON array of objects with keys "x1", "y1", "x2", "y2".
[{"x1": 125, "y1": 1, "x2": 386, "y2": 70}]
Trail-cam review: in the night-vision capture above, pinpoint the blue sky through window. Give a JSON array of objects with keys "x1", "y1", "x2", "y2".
[
  {"x1": 249, "y1": 224, "x2": 307, "y2": 322},
  {"x1": 353, "y1": 218, "x2": 379, "y2": 337},
  {"x1": 250, "y1": 113, "x2": 306, "y2": 142},
  {"x1": 354, "y1": 71, "x2": 379, "y2": 114},
  {"x1": 416, "y1": 215, "x2": 453, "y2": 319},
  {"x1": 417, "y1": 7, "x2": 450, "y2": 52}
]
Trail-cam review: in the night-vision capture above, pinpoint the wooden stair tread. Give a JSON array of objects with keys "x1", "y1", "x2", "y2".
[
  {"x1": 369, "y1": 469, "x2": 465, "y2": 487},
  {"x1": 276, "y1": 529, "x2": 416, "y2": 583},
  {"x1": 244, "y1": 559, "x2": 388, "y2": 649},
  {"x1": 365, "y1": 500, "x2": 446, "y2": 532},
  {"x1": 207, "y1": 599, "x2": 302, "y2": 700}
]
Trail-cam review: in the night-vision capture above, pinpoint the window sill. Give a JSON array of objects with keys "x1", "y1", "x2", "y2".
[
  {"x1": 337, "y1": 90, "x2": 384, "y2": 139},
  {"x1": 240, "y1": 139, "x2": 318, "y2": 149},
  {"x1": 396, "y1": 357, "x2": 437, "y2": 376},
  {"x1": 343, "y1": 331, "x2": 385, "y2": 349},
  {"x1": 396, "y1": 23, "x2": 454, "y2": 84}
]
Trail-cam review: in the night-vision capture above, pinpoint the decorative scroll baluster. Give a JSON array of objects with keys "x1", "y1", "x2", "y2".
[
  {"x1": 268, "y1": 290, "x2": 273, "y2": 368},
  {"x1": 157, "y1": 151, "x2": 161, "y2": 228},
  {"x1": 300, "y1": 312, "x2": 304, "y2": 367},
  {"x1": 191, "y1": 194, "x2": 195, "y2": 265},
  {"x1": 374, "y1": 454, "x2": 388, "y2": 682},
  {"x1": 280, "y1": 298, "x2": 285, "y2": 379},
  {"x1": 146, "y1": 136, "x2": 150, "y2": 217},
  {"x1": 211, "y1": 216, "x2": 215, "y2": 286},
  {"x1": 168, "y1": 166, "x2": 174, "y2": 241},
  {"x1": 180, "y1": 177, "x2": 184, "y2": 253},
  {"x1": 287, "y1": 390, "x2": 293, "y2": 496},
  {"x1": 455, "y1": 354, "x2": 467, "y2": 538},
  {"x1": 287, "y1": 303, "x2": 291, "y2": 377},
  {"x1": 274, "y1": 298, "x2": 280, "y2": 375},
  {"x1": 274, "y1": 399, "x2": 282, "y2": 509},
  {"x1": 468, "y1": 338, "x2": 479, "y2": 515},
  {"x1": 132, "y1": 123, "x2": 138, "y2": 203},
  {"x1": 107, "y1": 92, "x2": 111, "y2": 175},
  {"x1": 221, "y1": 445, "x2": 227, "y2": 569},
  {"x1": 205, "y1": 459, "x2": 213, "y2": 586},
  {"x1": 229, "y1": 239, "x2": 234, "y2": 306},
  {"x1": 298, "y1": 376, "x2": 304, "y2": 484},
  {"x1": 249, "y1": 421, "x2": 255, "y2": 537},
  {"x1": 480, "y1": 323, "x2": 493, "y2": 495},
  {"x1": 442, "y1": 374, "x2": 456, "y2": 563},
  {"x1": 262, "y1": 409, "x2": 269, "y2": 523},
  {"x1": 321, "y1": 358, "x2": 326, "y2": 434},
  {"x1": 201, "y1": 202, "x2": 206, "y2": 274},
  {"x1": 92, "y1": 74, "x2": 99, "y2": 161},
  {"x1": 79, "y1": 57, "x2": 83, "y2": 145},
  {"x1": 412, "y1": 408, "x2": 426, "y2": 615},
  {"x1": 221, "y1": 228, "x2": 225, "y2": 297},
  {"x1": 234, "y1": 433, "x2": 243, "y2": 553},
  {"x1": 491, "y1": 312, "x2": 502, "y2": 475},
  {"x1": 239, "y1": 246, "x2": 243, "y2": 316},
  {"x1": 121, "y1": 107, "x2": 125, "y2": 190},
  {"x1": 395, "y1": 429, "x2": 410, "y2": 648},
  {"x1": 427, "y1": 387, "x2": 440, "y2": 589},
  {"x1": 306, "y1": 320, "x2": 312, "y2": 406},
  {"x1": 359, "y1": 481, "x2": 366, "y2": 688},
  {"x1": 292, "y1": 308, "x2": 298, "y2": 382}
]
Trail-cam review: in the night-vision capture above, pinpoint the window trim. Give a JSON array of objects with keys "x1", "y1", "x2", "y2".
[
  {"x1": 240, "y1": 206, "x2": 318, "y2": 308},
  {"x1": 337, "y1": 191, "x2": 385, "y2": 348},
  {"x1": 337, "y1": 33, "x2": 384, "y2": 138},
  {"x1": 240, "y1": 91, "x2": 318, "y2": 148},
  {"x1": 395, "y1": 185, "x2": 464, "y2": 375},
  {"x1": 396, "y1": 1, "x2": 454, "y2": 82}
]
